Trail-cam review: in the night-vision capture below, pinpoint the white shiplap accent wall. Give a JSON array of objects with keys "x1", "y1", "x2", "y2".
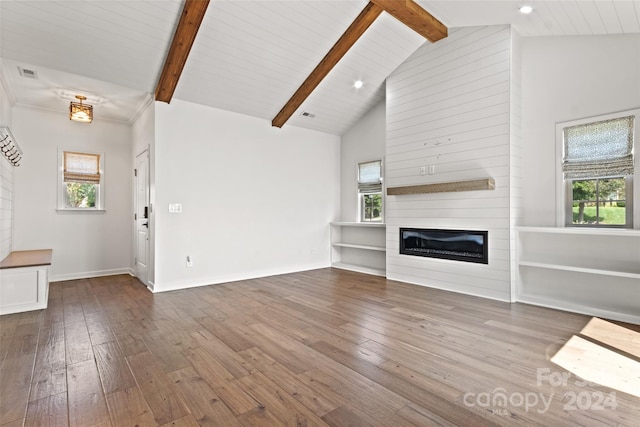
[
  {"x1": 509, "y1": 30, "x2": 523, "y2": 301},
  {"x1": 385, "y1": 26, "x2": 514, "y2": 301},
  {"x1": 0, "y1": 157, "x2": 13, "y2": 260}
]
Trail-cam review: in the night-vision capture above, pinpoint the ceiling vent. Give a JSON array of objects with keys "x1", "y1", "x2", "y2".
[
  {"x1": 18, "y1": 67, "x2": 38, "y2": 79},
  {"x1": 301, "y1": 111, "x2": 315, "y2": 118}
]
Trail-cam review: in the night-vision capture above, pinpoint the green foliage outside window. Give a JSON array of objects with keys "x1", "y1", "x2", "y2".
[
  {"x1": 362, "y1": 193, "x2": 382, "y2": 222},
  {"x1": 571, "y1": 178, "x2": 625, "y2": 225},
  {"x1": 65, "y1": 183, "x2": 97, "y2": 208}
]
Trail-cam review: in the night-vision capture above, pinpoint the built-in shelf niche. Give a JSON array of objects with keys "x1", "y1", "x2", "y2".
[
  {"x1": 515, "y1": 226, "x2": 640, "y2": 325},
  {"x1": 330, "y1": 222, "x2": 386, "y2": 276}
]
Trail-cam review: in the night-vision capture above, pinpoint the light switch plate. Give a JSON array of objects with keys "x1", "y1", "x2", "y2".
[{"x1": 169, "y1": 203, "x2": 183, "y2": 213}]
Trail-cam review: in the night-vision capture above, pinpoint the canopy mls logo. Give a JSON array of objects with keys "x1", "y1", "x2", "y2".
[
  {"x1": 463, "y1": 316, "x2": 640, "y2": 418},
  {"x1": 463, "y1": 368, "x2": 618, "y2": 417},
  {"x1": 463, "y1": 387, "x2": 553, "y2": 415}
]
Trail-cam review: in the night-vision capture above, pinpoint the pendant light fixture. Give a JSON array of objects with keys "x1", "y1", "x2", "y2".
[{"x1": 69, "y1": 95, "x2": 93, "y2": 123}]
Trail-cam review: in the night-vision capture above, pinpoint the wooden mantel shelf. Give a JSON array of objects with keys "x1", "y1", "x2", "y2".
[{"x1": 386, "y1": 178, "x2": 495, "y2": 196}]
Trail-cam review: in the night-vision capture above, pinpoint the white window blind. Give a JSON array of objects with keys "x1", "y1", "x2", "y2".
[
  {"x1": 562, "y1": 116, "x2": 634, "y2": 179},
  {"x1": 358, "y1": 160, "x2": 382, "y2": 193},
  {"x1": 64, "y1": 152, "x2": 101, "y2": 184}
]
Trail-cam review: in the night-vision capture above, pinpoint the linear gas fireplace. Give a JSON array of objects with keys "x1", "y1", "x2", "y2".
[{"x1": 400, "y1": 228, "x2": 488, "y2": 264}]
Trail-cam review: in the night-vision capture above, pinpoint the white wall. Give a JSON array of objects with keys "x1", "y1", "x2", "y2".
[
  {"x1": 153, "y1": 99, "x2": 340, "y2": 292},
  {"x1": 0, "y1": 153, "x2": 12, "y2": 260},
  {"x1": 521, "y1": 34, "x2": 640, "y2": 226},
  {"x1": 131, "y1": 100, "x2": 155, "y2": 286},
  {"x1": 132, "y1": 100, "x2": 154, "y2": 157},
  {"x1": 340, "y1": 100, "x2": 386, "y2": 222},
  {"x1": 12, "y1": 106, "x2": 133, "y2": 280},
  {"x1": 385, "y1": 26, "x2": 514, "y2": 301},
  {"x1": 0, "y1": 77, "x2": 14, "y2": 259},
  {"x1": 517, "y1": 33, "x2": 640, "y2": 321},
  {"x1": 0, "y1": 77, "x2": 12, "y2": 126}
]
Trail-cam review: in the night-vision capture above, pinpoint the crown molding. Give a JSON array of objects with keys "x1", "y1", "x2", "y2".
[
  {"x1": 129, "y1": 93, "x2": 154, "y2": 124},
  {"x1": 0, "y1": 59, "x2": 18, "y2": 106}
]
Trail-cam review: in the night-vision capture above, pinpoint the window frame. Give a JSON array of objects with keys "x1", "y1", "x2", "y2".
[
  {"x1": 360, "y1": 192, "x2": 383, "y2": 223},
  {"x1": 357, "y1": 159, "x2": 384, "y2": 223},
  {"x1": 556, "y1": 108, "x2": 639, "y2": 228},
  {"x1": 57, "y1": 149, "x2": 105, "y2": 211},
  {"x1": 564, "y1": 177, "x2": 632, "y2": 227}
]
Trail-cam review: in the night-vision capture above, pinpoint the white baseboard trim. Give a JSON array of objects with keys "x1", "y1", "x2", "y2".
[
  {"x1": 151, "y1": 262, "x2": 330, "y2": 293},
  {"x1": 386, "y1": 272, "x2": 511, "y2": 303},
  {"x1": 516, "y1": 294, "x2": 640, "y2": 325},
  {"x1": 50, "y1": 268, "x2": 132, "y2": 283}
]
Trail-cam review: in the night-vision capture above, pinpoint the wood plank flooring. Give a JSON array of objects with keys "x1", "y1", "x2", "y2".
[{"x1": 0, "y1": 268, "x2": 638, "y2": 426}]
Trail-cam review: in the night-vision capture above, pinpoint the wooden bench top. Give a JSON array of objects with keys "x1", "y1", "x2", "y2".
[{"x1": 0, "y1": 249, "x2": 53, "y2": 269}]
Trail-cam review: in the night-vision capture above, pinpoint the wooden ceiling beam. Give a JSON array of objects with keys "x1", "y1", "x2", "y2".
[
  {"x1": 272, "y1": 0, "x2": 447, "y2": 128},
  {"x1": 272, "y1": 2, "x2": 383, "y2": 128},
  {"x1": 370, "y1": 0, "x2": 447, "y2": 42},
  {"x1": 155, "y1": 0, "x2": 210, "y2": 103}
]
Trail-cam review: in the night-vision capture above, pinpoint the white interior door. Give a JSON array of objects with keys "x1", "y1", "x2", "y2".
[{"x1": 134, "y1": 150, "x2": 150, "y2": 286}]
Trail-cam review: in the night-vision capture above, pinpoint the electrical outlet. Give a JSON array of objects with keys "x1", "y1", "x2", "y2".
[
  {"x1": 186, "y1": 256, "x2": 193, "y2": 267},
  {"x1": 419, "y1": 166, "x2": 426, "y2": 176},
  {"x1": 428, "y1": 165, "x2": 436, "y2": 175}
]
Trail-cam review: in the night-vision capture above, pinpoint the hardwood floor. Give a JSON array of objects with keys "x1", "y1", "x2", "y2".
[{"x1": 0, "y1": 268, "x2": 638, "y2": 426}]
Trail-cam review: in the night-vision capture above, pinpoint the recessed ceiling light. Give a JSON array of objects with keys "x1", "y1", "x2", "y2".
[
  {"x1": 354, "y1": 80, "x2": 363, "y2": 89},
  {"x1": 519, "y1": 5, "x2": 533, "y2": 14}
]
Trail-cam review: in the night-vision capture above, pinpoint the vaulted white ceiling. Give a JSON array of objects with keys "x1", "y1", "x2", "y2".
[{"x1": 2, "y1": 1, "x2": 640, "y2": 135}]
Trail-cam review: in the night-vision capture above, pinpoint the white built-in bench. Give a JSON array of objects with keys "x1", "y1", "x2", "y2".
[{"x1": 0, "y1": 249, "x2": 53, "y2": 315}]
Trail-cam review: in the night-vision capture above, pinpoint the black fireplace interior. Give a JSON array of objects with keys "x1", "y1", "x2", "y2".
[{"x1": 400, "y1": 228, "x2": 488, "y2": 264}]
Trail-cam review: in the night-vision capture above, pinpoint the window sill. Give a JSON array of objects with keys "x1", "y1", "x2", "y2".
[
  {"x1": 516, "y1": 226, "x2": 640, "y2": 236},
  {"x1": 56, "y1": 208, "x2": 106, "y2": 213}
]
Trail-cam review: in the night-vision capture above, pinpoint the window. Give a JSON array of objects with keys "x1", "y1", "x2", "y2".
[
  {"x1": 558, "y1": 111, "x2": 636, "y2": 228},
  {"x1": 358, "y1": 160, "x2": 383, "y2": 222},
  {"x1": 58, "y1": 150, "x2": 104, "y2": 210}
]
